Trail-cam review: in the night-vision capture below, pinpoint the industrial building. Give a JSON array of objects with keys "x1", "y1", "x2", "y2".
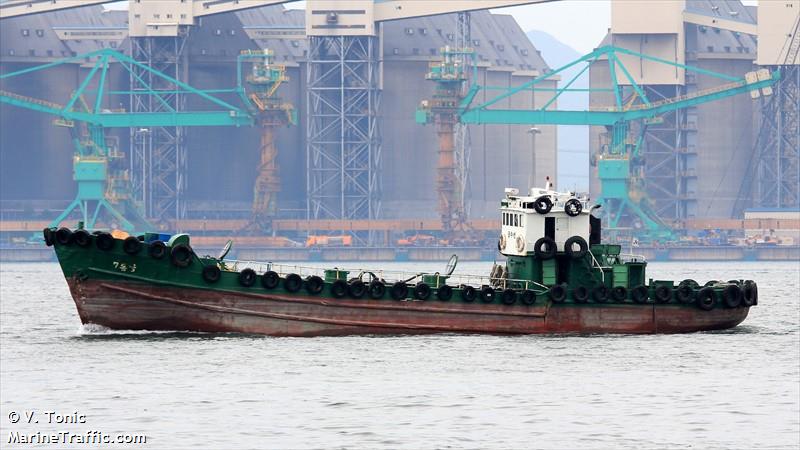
[
  {"x1": 589, "y1": 0, "x2": 799, "y2": 226},
  {"x1": 0, "y1": 2, "x2": 555, "y2": 228},
  {"x1": 0, "y1": 0, "x2": 797, "y2": 259}
]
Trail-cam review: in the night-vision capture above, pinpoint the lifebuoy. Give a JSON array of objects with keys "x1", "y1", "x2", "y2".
[
  {"x1": 331, "y1": 279, "x2": 348, "y2": 298},
  {"x1": 573, "y1": 286, "x2": 589, "y2": 303},
  {"x1": 565, "y1": 198, "x2": 583, "y2": 217},
  {"x1": 149, "y1": 241, "x2": 167, "y2": 259},
  {"x1": 500, "y1": 289, "x2": 517, "y2": 305},
  {"x1": 306, "y1": 275, "x2": 324, "y2": 295},
  {"x1": 499, "y1": 234, "x2": 507, "y2": 251},
  {"x1": 170, "y1": 244, "x2": 193, "y2": 268},
  {"x1": 564, "y1": 236, "x2": 588, "y2": 259},
  {"x1": 516, "y1": 236, "x2": 525, "y2": 253},
  {"x1": 238, "y1": 268, "x2": 257, "y2": 287},
  {"x1": 368, "y1": 281, "x2": 386, "y2": 299},
  {"x1": 654, "y1": 285, "x2": 672, "y2": 303},
  {"x1": 534, "y1": 196, "x2": 553, "y2": 214},
  {"x1": 42, "y1": 228, "x2": 54, "y2": 247},
  {"x1": 348, "y1": 279, "x2": 366, "y2": 298},
  {"x1": 520, "y1": 290, "x2": 536, "y2": 306},
  {"x1": 549, "y1": 284, "x2": 567, "y2": 302},
  {"x1": 461, "y1": 285, "x2": 477, "y2": 303},
  {"x1": 123, "y1": 236, "x2": 142, "y2": 255},
  {"x1": 55, "y1": 227, "x2": 73, "y2": 246},
  {"x1": 284, "y1": 273, "x2": 303, "y2": 292},
  {"x1": 262, "y1": 270, "x2": 280, "y2": 289},
  {"x1": 390, "y1": 282, "x2": 407, "y2": 300},
  {"x1": 722, "y1": 284, "x2": 742, "y2": 308},
  {"x1": 202, "y1": 265, "x2": 221, "y2": 283},
  {"x1": 436, "y1": 285, "x2": 453, "y2": 301},
  {"x1": 73, "y1": 230, "x2": 91, "y2": 248},
  {"x1": 480, "y1": 286, "x2": 495, "y2": 303},
  {"x1": 696, "y1": 286, "x2": 717, "y2": 311},
  {"x1": 611, "y1": 286, "x2": 627, "y2": 302},
  {"x1": 534, "y1": 237, "x2": 557, "y2": 260}
]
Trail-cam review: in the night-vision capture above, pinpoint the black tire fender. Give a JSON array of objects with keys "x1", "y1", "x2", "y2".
[
  {"x1": 565, "y1": 198, "x2": 583, "y2": 216},
  {"x1": 73, "y1": 230, "x2": 92, "y2": 248},
  {"x1": 331, "y1": 279, "x2": 348, "y2": 298},
  {"x1": 564, "y1": 236, "x2": 588, "y2": 259},
  {"x1": 520, "y1": 290, "x2": 537, "y2": 306},
  {"x1": 742, "y1": 281, "x2": 758, "y2": 307},
  {"x1": 202, "y1": 265, "x2": 221, "y2": 284},
  {"x1": 722, "y1": 284, "x2": 742, "y2": 308},
  {"x1": 696, "y1": 287, "x2": 717, "y2": 311},
  {"x1": 631, "y1": 285, "x2": 649, "y2": 304},
  {"x1": 534, "y1": 196, "x2": 553, "y2": 214},
  {"x1": 170, "y1": 244, "x2": 193, "y2": 268},
  {"x1": 573, "y1": 286, "x2": 589, "y2": 303},
  {"x1": 284, "y1": 273, "x2": 303, "y2": 292},
  {"x1": 611, "y1": 286, "x2": 628, "y2": 302},
  {"x1": 349, "y1": 280, "x2": 366, "y2": 298},
  {"x1": 368, "y1": 281, "x2": 386, "y2": 299},
  {"x1": 436, "y1": 284, "x2": 453, "y2": 301},
  {"x1": 390, "y1": 282, "x2": 408, "y2": 300},
  {"x1": 262, "y1": 270, "x2": 280, "y2": 289},
  {"x1": 592, "y1": 285, "x2": 609, "y2": 303},
  {"x1": 306, "y1": 275, "x2": 324, "y2": 295},
  {"x1": 534, "y1": 237, "x2": 557, "y2": 260},
  {"x1": 500, "y1": 289, "x2": 517, "y2": 305},
  {"x1": 414, "y1": 283, "x2": 432, "y2": 301},
  {"x1": 461, "y1": 285, "x2": 477, "y2": 303},
  {"x1": 43, "y1": 228, "x2": 55, "y2": 247},
  {"x1": 123, "y1": 236, "x2": 142, "y2": 255},
  {"x1": 480, "y1": 286, "x2": 495, "y2": 303},
  {"x1": 549, "y1": 284, "x2": 567, "y2": 303},
  {"x1": 149, "y1": 241, "x2": 167, "y2": 260},
  {"x1": 654, "y1": 285, "x2": 672, "y2": 303},
  {"x1": 238, "y1": 268, "x2": 257, "y2": 287},
  {"x1": 55, "y1": 227, "x2": 73, "y2": 246}
]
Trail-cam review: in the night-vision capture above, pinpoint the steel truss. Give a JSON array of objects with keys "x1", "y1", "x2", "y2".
[
  {"x1": 734, "y1": 65, "x2": 800, "y2": 215},
  {"x1": 306, "y1": 35, "x2": 382, "y2": 226},
  {"x1": 130, "y1": 32, "x2": 190, "y2": 224},
  {"x1": 639, "y1": 85, "x2": 692, "y2": 223}
]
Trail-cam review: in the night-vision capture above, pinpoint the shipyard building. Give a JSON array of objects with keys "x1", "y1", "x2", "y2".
[{"x1": 0, "y1": 4, "x2": 555, "y2": 224}]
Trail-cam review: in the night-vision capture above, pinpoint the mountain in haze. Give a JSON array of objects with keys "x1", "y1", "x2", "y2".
[{"x1": 526, "y1": 30, "x2": 590, "y2": 191}]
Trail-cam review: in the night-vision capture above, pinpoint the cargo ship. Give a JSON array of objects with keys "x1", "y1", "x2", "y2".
[{"x1": 44, "y1": 185, "x2": 757, "y2": 336}]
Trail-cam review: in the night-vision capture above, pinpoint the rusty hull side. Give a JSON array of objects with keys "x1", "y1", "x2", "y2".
[{"x1": 66, "y1": 277, "x2": 749, "y2": 337}]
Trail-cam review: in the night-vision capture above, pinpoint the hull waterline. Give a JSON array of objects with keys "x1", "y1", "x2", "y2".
[{"x1": 68, "y1": 277, "x2": 750, "y2": 337}]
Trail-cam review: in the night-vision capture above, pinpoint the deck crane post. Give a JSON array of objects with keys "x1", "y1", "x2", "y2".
[
  {"x1": 417, "y1": 45, "x2": 780, "y2": 242},
  {"x1": 236, "y1": 50, "x2": 296, "y2": 233}
]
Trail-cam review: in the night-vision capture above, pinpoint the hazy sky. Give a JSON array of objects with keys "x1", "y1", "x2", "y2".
[{"x1": 108, "y1": 0, "x2": 759, "y2": 54}]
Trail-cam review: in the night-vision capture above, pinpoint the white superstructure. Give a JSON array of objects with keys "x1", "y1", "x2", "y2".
[{"x1": 499, "y1": 184, "x2": 591, "y2": 257}]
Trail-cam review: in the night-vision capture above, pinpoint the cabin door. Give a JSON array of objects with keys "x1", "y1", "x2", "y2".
[{"x1": 544, "y1": 217, "x2": 555, "y2": 240}]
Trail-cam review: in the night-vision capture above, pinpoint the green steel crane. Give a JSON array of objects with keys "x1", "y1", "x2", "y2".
[
  {"x1": 0, "y1": 48, "x2": 260, "y2": 233},
  {"x1": 417, "y1": 45, "x2": 780, "y2": 241}
]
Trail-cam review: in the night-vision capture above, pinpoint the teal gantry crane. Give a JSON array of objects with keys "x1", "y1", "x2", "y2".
[
  {"x1": 0, "y1": 48, "x2": 292, "y2": 233},
  {"x1": 417, "y1": 45, "x2": 780, "y2": 241}
]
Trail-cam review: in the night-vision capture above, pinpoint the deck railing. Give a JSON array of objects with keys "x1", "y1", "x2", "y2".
[{"x1": 223, "y1": 259, "x2": 550, "y2": 293}]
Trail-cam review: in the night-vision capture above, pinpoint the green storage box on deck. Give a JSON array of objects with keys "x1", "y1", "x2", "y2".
[
  {"x1": 422, "y1": 274, "x2": 448, "y2": 288},
  {"x1": 324, "y1": 269, "x2": 349, "y2": 282},
  {"x1": 612, "y1": 265, "x2": 628, "y2": 287}
]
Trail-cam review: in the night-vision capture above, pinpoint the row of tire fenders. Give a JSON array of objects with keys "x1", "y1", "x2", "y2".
[{"x1": 45, "y1": 227, "x2": 757, "y2": 310}]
